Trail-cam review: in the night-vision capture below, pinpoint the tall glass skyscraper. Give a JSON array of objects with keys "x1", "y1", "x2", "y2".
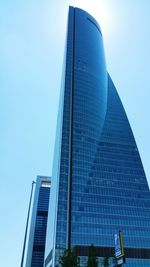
[
  {"x1": 45, "y1": 6, "x2": 150, "y2": 267},
  {"x1": 25, "y1": 176, "x2": 51, "y2": 267}
]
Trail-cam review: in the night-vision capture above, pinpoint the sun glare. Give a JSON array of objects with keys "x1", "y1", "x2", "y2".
[{"x1": 70, "y1": 0, "x2": 116, "y2": 37}]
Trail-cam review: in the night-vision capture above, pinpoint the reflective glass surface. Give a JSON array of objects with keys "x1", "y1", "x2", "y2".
[
  {"x1": 31, "y1": 186, "x2": 50, "y2": 267},
  {"x1": 47, "y1": 6, "x2": 150, "y2": 267},
  {"x1": 71, "y1": 75, "x2": 150, "y2": 251},
  {"x1": 55, "y1": 6, "x2": 107, "y2": 255}
]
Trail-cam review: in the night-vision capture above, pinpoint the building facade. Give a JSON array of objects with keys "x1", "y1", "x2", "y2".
[
  {"x1": 45, "y1": 6, "x2": 150, "y2": 267},
  {"x1": 25, "y1": 176, "x2": 51, "y2": 267}
]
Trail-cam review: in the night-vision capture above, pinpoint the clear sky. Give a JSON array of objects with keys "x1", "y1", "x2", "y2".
[{"x1": 0, "y1": 1, "x2": 150, "y2": 266}]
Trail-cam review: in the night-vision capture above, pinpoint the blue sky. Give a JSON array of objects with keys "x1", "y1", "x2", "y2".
[{"x1": 0, "y1": 1, "x2": 150, "y2": 266}]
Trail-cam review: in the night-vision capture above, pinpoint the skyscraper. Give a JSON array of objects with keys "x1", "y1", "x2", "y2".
[
  {"x1": 25, "y1": 176, "x2": 51, "y2": 267},
  {"x1": 45, "y1": 6, "x2": 150, "y2": 267}
]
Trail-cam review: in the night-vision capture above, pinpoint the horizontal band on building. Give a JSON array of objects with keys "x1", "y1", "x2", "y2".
[
  {"x1": 33, "y1": 245, "x2": 45, "y2": 252},
  {"x1": 76, "y1": 245, "x2": 150, "y2": 259}
]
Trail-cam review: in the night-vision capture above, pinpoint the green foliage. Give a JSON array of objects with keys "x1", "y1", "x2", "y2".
[
  {"x1": 87, "y1": 245, "x2": 98, "y2": 267},
  {"x1": 102, "y1": 257, "x2": 110, "y2": 267},
  {"x1": 59, "y1": 247, "x2": 79, "y2": 267}
]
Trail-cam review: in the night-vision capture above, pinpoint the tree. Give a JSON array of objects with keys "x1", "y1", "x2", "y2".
[
  {"x1": 102, "y1": 257, "x2": 110, "y2": 267},
  {"x1": 59, "y1": 247, "x2": 79, "y2": 267},
  {"x1": 87, "y1": 245, "x2": 98, "y2": 267}
]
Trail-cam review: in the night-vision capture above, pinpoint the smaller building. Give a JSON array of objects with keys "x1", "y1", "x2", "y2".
[{"x1": 25, "y1": 176, "x2": 51, "y2": 267}]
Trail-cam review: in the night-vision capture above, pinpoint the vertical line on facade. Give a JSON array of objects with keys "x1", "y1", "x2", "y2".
[{"x1": 67, "y1": 7, "x2": 75, "y2": 250}]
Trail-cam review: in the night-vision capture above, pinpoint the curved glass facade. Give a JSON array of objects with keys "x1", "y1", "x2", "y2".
[
  {"x1": 54, "y1": 6, "x2": 107, "y2": 258},
  {"x1": 71, "y1": 75, "x2": 150, "y2": 248},
  {"x1": 45, "y1": 6, "x2": 150, "y2": 267},
  {"x1": 71, "y1": 76, "x2": 150, "y2": 266}
]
